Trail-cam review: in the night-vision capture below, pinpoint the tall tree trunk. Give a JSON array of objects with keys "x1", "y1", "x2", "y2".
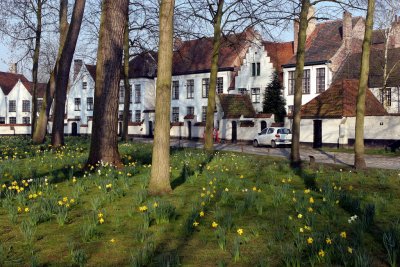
[
  {"x1": 204, "y1": 0, "x2": 223, "y2": 152},
  {"x1": 87, "y1": 0, "x2": 128, "y2": 166},
  {"x1": 148, "y1": 0, "x2": 175, "y2": 195},
  {"x1": 121, "y1": 13, "x2": 131, "y2": 141},
  {"x1": 51, "y1": 0, "x2": 86, "y2": 147},
  {"x1": 290, "y1": 0, "x2": 310, "y2": 168},
  {"x1": 33, "y1": 0, "x2": 69, "y2": 144},
  {"x1": 354, "y1": 0, "x2": 375, "y2": 169},
  {"x1": 31, "y1": 0, "x2": 43, "y2": 136}
]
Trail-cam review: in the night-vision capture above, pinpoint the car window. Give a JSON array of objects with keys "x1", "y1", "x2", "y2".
[
  {"x1": 267, "y1": 128, "x2": 274, "y2": 134},
  {"x1": 279, "y1": 128, "x2": 291, "y2": 134},
  {"x1": 260, "y1": 128, "x2": 267, "y2": 135}
]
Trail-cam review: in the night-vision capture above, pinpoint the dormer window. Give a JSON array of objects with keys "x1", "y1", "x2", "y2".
[{"x1": 252, "y1": 62, "x2": 260, "y2": 76}]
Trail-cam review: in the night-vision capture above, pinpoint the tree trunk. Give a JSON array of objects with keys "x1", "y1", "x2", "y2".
[
  {"x1": 290, "y1": 0, "x2": 310, "y2": 167},
  {"x1": 204, "y1": 0, "x2": 224, "y2": 152},
  {"x1": 31, "y1": 0, "x2": 43, "y2": 136},
  {"x1": 121, "y1": 13, "x2": 131, "y2": 141},
  {"x1": 354, "y1": 0, "x2": 375, "y2": 169},
  {"x1": 148, "y1": 0, "x2": 175, "y2": 195},
  {"x1": 87, "y1": 0, "x2": 128, "y2": 166},
  {"x1": 33, "y1": 0, "x2": 69, "y2": 144},
  {"x1": 51, "y1": 0, "x2": 86, "y2": 147}
]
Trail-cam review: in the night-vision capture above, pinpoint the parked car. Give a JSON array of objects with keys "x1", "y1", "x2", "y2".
[{"x1": 253, "y1": 127, "x2": 292, "y2": 148}]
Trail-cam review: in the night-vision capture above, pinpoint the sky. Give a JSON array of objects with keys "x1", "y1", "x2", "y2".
[{"x1": 0, "y1": 42, "x2": 9, "y2": 72}]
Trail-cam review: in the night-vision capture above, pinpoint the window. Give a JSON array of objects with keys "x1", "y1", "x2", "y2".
[
  {"x1": 74, "y1": 98, "x2": 81, "y2": 111},
  {"x1": 0, "y1": 117, "x2": 5, "y2": 124},
  {"x1": 9, "y1": 100, "x2": 16, "y2": 112},
  {"x1": 202, "y1": 78, "x2": 209, "y2": 98},
  {"x1": 380, "y1": 88, "x2": 392, "y2": 106},
  {"x1": 316, "y1": 68, "x2": 325, "y2": 93},
  {"x1": 132, "y1": 84, "x2": 140, "y2": 103},
  {"x1": 119, "y1": 86, "x2": 125, "y2": 103},
  {"x1": 172, "y1": 81, "x2": 179, "y2": 100},
  {"x1": 187, "y1": 106, "x2": 194, "y2": 115},
  {"x1": 135, "y1": 110, "x2": 141, "y2": 122},
  {"x1": 187, "y1": 79, "x2": 194, "y2": 99},
  {"x1": 251, "y1": 88, "x2": 260, "y2": 103},
  {"x1": 82, "y1": 82, "x2": 87, "y2": 90},
  {"x1": 201, "y1": 106, "x2": 207, "y2": 122},
  {"x1": 288, "y1": 105, "x2": 294, "y2": 115},
  {"x1": 252, "y1": 62, "x2": 261, "y2": 76},
  {"x1": 216, "y1": 77, "x2": 223, "y2": 94},
  {"x1": 238, "y1": 88, "x2": 247, "y2": 95},
  {"x1": 22, "y1": 117, "x2": 30, "y2": 124},
  {"x1": 87, "y1": 97, "x2": 93, "y2": 111},
  {"x1": 172, "y1": 107, "x2": 179, "y2": 122},
  {"x1": 288, "y1": 71, "x2": 295, "y2": 95},
  {"x1": 302, "y1": 69, "x2": 310, "y2": 94},
  {"x1": 9, "y1": 117, "x2": 16, "y2": 124},
  {"x1": 37, "y1": 99, "x2": 43, "y2": 110},
  {"x1": 22, "y1": 100, "x2": 31, "y2": 112}
]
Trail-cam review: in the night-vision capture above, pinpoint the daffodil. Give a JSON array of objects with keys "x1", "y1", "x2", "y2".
[
  {"x1": 139, "y1": 206, "x2": 148, "y2": 212},
  {"x1": 297, "y1": 213, "x2": 303, "y2": 219},
  {"x1": 24, "y1": 207, "x2": 29, "y2": 212},
  {"x1": 340, "y1": 231, "x2": 347, "y2": 238},
  {"x1": 309, "y1": 197, "x2": 314, "y2": 204},
  {"x1": 212, "y1": 221, "x2": 218, "y2": 228},
  {"x1": 99, "y1": 218, "x2": 104, "y2": 224},
  {"x1": 193, "y1": 221, "x2": 199, "y2": 227},
  {"x1": 347, "y1": 247, "x2": 353, "y2": 254},
  {"x1": 307, "y1": 237, "x2": 313, "y2": 244},
  {"x1": 237, "y1": 228, "x2": 244, "y2": 235},
  {"x1": 153, "y1": 202, "x2": 158, "y2": 208},
  {"x1": 318, "y1": 249, "x2": 325, "y2": 257},
  {"x1": 199, "y1": 211, "x2": 205, "y2": 217}
]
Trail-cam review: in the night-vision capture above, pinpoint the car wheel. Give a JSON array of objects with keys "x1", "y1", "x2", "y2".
[
  {"x1": 253, "y1": 140, "x2": 259, "y2": 147},
  {"x1": 271, "y1": 140, "x2": 277, "y2": 148}
]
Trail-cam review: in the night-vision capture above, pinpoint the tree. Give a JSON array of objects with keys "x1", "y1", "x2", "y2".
[
  {"x1": 263, "y1": 71, "x2": 286, "y2": 122},
  {"x1": 354, "y1": 0, "x2": 375, "y2": 169},
  {"x1": 148, "y1": 0, "x2": 175, "y2": 195},
  {"x1": 33, "y1": 0, "x2": 69, "y2": 144},
  {"x1": 121, "y1": 13, "x2": 131, "y2": 141},
  {"x1": 51, "y1": 0, "x2": 86, "y2": 147},
  {"x1": 87, "y1": 0, "x2": 129, "y2": 166}
]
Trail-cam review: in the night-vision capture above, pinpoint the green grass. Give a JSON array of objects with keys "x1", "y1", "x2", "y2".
[
  {"x1": 0, "y1": 136, "x2": 399, "y2": 266},
  {"x1": 320, "y1": 146, "x2": 400, "y2": 157}
]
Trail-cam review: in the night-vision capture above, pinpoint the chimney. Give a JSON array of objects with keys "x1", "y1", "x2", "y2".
[
  {"x1": 173, "y1": 37, "x2": 183, "y2": 51},
  {"x1": 73, "y1": 59, "x2": 83, "y2": 81},
  {"x1": 9, "y1": 63, "x2": 18, "y2": 74},
  {"x1": 343, "y1": 11, "x2": 353, "y2": 53},
  {"x1": 389, "y1": 16, "x2": 400, "y2": 48},
  {"x1": 293, "y1": 6, "x2": 316, "y2": 54}
]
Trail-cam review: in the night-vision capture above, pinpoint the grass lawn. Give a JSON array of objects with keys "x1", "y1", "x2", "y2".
[
  {"x1": 320, "y1": 146, "x2": 400, "y2": 157},
  {"x1": 0, "y1": 136, "x2": 400, "y2": 266}
]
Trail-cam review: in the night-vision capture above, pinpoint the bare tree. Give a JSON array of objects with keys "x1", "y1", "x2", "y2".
[
  {"x1": 87, "y1": 0, "x2": 129, "y2": 166},
  {"x1": 354, "y1": 0, "x2": 375, "y2": 169},
  {"x1": 148, "y1": 0, "x2": 175, "y2": 195},
  {"x1": 121, "y1": 11, "x2": 131, "y2": 141}
]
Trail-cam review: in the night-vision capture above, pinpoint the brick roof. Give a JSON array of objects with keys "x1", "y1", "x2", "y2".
[
  {"x1": 335, "y1": 47, "x2": 400, "y2": 88},
  {"x1": 24, "y1": 82, "x2": 47, "y2": 98},
  {"x1": 85, "y1": 64, "x2": 96, "y2": 80},
  {"x1": 300, "y1": 79, "x2": 388, "y2": 118},
  {"x1": 219, "y1": 94, "x2": 256, "y2": 119},
  {"x1": 286, "y1": 17, "x2": 363, "y2": 66},
  {"x1": 0, "y1": 71, "x2": 30, "y2": 95},
  {"x1": 263, "y1": 41, "x2": 294, "y2": 73},
  {"x1": 128, "y1": 51, "x2": 157, "y2": 78}
]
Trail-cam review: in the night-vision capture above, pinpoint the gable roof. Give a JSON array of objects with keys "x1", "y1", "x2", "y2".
[
  {"x1": 85, "y1": 64, "x2": 96, "y2": 80},
  {"x1": 24, "y1": 82, "x2": 47, "y2": 98},
  {"x1": 0, "y1": 71, "x2": 30, "y2": 95},
  {"x1": 284, "y1": 17, "x2": 363, "y2": 66},
  {"x1": 263, "y1": 41, "x2": 294, "y2": 73},
  {"x1": 300, "y1": 79, "x2": 388, "y2": 118},
  {"x1": 128, "y1": 51, "x2": 158, "y2": 78},
  {"x1": 219, "y1": 94, "x2": 256, "y2": 119},
  {"x1": 334, "y1": 47, "x2": 400, "y2": 88}
]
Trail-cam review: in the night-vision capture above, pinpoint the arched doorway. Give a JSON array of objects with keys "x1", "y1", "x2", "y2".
[
  {"x1": 231, "y1": 121, "x2": 237, "y2": 143},
  {"x1": 187, "y1": 121, "x2": 192, "y2": 140},
  {"x1": 261, "y1": 121, "x2": 267, "y2": 131},
  {"x1": 71, "y1": 122, "x2": 78, "y2": 136},
  {"x1": 148, "y1": 121, "x2": 153, "y2": 138}
]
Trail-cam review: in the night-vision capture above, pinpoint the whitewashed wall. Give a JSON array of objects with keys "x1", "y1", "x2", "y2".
[
  {"x1": 0, "y1": 81, "x2": 32, "y2": 124},
  {"x1": 370, "y1": 87, "x2": 400, "y2": 114}
]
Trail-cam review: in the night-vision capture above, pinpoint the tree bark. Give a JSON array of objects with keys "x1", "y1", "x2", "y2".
[
  {"x1": 33, "y1": 0, "x2": 69, "y2": 144},
  {"x1": 31, "y1": 0, "x2": 43, "y2": 136},
  {"x1": 87, "y1": 0, "x2": 128, "y2": 166},
  {"x1": 204, "y1": 0, "x2": 224, "y2": 152},
  {"x1": 121, "y1": 12, "x2": 131, "y2": 141},
  {"x1": 354, "y1": 0, "x2": 375, "y2": 169},
  {"x1": 51, "y1": 0, "x2": 86, "y2": 147},
  {"x1": 290, "y1": 0, "x2": 310, "y2": 167},
  {"x1": 148, "y1": 0, "x2": 175, "y2": 195}
]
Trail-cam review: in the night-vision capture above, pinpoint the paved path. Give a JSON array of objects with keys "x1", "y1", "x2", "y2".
[{"x1": 134, "y1": 138, "x2": 400, "y2": 170}]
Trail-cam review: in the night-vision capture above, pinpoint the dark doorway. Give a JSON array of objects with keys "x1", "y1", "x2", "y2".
[
  {"x1": 71, "y1": 122, "x2": 78, "y2": 136},
  {"x1": 148, "y1": 121, "x2": 153, "y2": 138},
  {"x1": 187, "y1": 121, "x2": 192, "y2": 140},
  {"x1": 261, "y1": 121, "x2": 267, "y2": 131},
  {"x1": 313, "y1": 120, "x2": 322, "y2": 148},
  {"x1": 231, "y1": 121, "x2": 237, "y2": 143}
]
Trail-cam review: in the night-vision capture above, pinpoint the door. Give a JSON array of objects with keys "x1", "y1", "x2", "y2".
[
  {"x1": 187, "y1": 121, "x2": 192, "y2": 140},
  {"x1": 261, "y1": 121, "x2": 267, "y2": 131},
  {"x1": 231, "y1": 121, "x2": 237, "y2": 143},
  {"x1": 313, "y1": 120, "x2": 322, "y2": 148},
  {"x1": 71, "y1": 122, "x2": 78, "y2": 136},
  {"x1": 148, "y1": 121, "x2": 153, "y2": 138}
]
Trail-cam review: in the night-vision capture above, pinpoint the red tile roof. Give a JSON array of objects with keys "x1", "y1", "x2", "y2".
[
  {"x1": 300, "y1": 79, "x2": 388, "y2": 118},
  {"x1": 0, "y1": 71, "x2": 30, "y2": 95},
  {"x1": 219, "y1": 94, "x2": 256, "y2": 119},
  {"x1": 24, "y1": 82, "x2": 47, "y2": 98},
  {"x1": 128, "y1": 51, "x2": 158, "y2": 78},
  {"x1": 85, "y1": 64, "x2": 96, "y2": 80},
  {"x1": 263, "y1": 41, "x2": 294, "y2": 73}
]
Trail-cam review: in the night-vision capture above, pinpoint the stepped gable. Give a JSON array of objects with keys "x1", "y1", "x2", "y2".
[
  {"x1": 300, "y1": 79, "x2": 388, "y2": 118},
  {"x1": 219, "y1": 94, "x2": 256, "y2": 119},
  {"x1": 128, "y1": 51, "x2": 158, "y2": 78},
  {"x1": 263, "y1": 41, "x2": 294, "y2": 73},
  {"x1": 0, "y1": 71, "x2": 30, "y2": 95},
  {"x1": 334, "y1": 47, "x2": 400, "y2": 88}
]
